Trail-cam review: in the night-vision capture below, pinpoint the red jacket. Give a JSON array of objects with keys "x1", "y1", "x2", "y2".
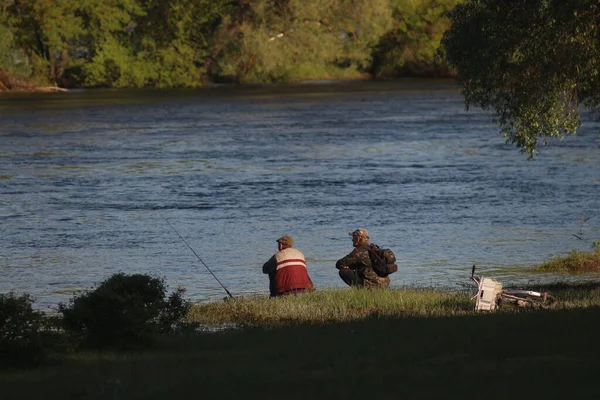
[{"x1": 263, "y1": 248, "x2": 314, "y2": 295}]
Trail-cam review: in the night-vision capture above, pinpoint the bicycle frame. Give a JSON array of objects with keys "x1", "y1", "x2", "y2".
[{"x1": 470, "y1": 265, "x2": 553, "y2": 311}]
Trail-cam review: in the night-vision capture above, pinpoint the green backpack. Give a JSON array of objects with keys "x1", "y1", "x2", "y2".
[{"x1": 367, "y1": 244, "x2": 398, "y2": 277}]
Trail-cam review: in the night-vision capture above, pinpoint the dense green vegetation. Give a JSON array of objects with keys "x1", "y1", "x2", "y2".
[
  {"x1": 536, "y1": 245, "x2": 600, "y2": 273},
  {"x1": 1, "y1": 273, "x2": 192, "y2": 371},
  {"x1": 440, "y1": 0, "x2": 600, "y2": 157},
  {"x1": 0, "y1": 293, "x2": 53, "y2": 368},
  {"x1": 58, "y1": 273, "x2": 192, "y2": 349},
  {"x1": 3, "y1": 280, "x2": 600, "y2": 398},
  {"x1": 0, "y1": 0, "x2": 462, "y2": 90}
]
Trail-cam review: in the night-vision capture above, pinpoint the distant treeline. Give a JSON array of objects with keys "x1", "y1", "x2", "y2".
[{"x1": 0, "y1": 0, "x2": 462, "y2": 90}]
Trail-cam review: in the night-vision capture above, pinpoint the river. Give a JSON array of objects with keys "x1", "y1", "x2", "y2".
[{"x1": 1, "y1": 79, "x2": 599, "y2": 309}]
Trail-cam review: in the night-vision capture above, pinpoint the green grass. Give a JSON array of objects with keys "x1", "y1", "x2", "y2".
[
  {"x1": 189, "y1": 283, "x2": 600, "y2": 328},
  {"x1": 531, "y1": 281, "x2": 600, "y2": 307},
  {"x1": 3, "y1": 285, "x2": 600, "y2": 399},
  {"x1": 188, "y1": 287, "x2": 473, "y2": 327},
  {"x1": 535, "y1": 249, "x2": 600, "y2": 272}
]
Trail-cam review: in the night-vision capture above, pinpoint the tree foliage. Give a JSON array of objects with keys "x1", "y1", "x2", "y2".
[
  {"x1": 2, "y1": 0, "x2": 82, "y2": 84},
  {"x1": 440, "y1": 0, "x2": 600, "y2": 157},
  {"x1": 0, "y1": 0, "x2": 460, "y2": 88},
  {"x1": 59, "y1": 273, "x2": 192, "y2": 349},
  {"x1": 0, "y1": 293, "x2": 45, "y2": 367},
  {"x1": 0, "y1": 22, "x2": 32, "y2": 83},
  {"x1": 371, "y1": 0, "x2": 460, "y2": 77},
  {"x1": 212, "y1": 0, "x2": 394, "y2": 83}
]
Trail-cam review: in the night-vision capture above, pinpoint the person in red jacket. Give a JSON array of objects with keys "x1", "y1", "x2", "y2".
[{"x1": 262, "y1": 235, "x2": 315, "y2": 297}]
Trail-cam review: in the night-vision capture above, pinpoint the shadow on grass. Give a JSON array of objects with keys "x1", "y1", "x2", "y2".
[{"x1": 2, "y1": 307, "x2": 600, "y2": 399}]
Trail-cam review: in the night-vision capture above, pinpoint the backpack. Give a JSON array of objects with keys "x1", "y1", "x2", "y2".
[{"x1": 367, "y1": 244, "x2": 398, "y2": 277}]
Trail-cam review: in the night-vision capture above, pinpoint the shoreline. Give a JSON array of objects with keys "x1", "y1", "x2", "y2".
[
  {"x1": 0, "y1": 74, "x2": 456, "y2": 94},
  {"x1": 0, "y1": 85, "x2": 69, "y2": 94}
]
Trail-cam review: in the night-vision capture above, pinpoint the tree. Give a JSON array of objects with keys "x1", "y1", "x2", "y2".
[
  {"x1": 439, "y1": 0, "x2": 600, "y2": 157},
  {"x1": 370, "y1": 0, "x2": 461, "y2": 78},
  {"x1": 73, "y1": 0, "x2": 145, "y2": 87},
  {"x1": 213, "y1": 0, "x2": 394, "y2": 83},
  {"x1": 123, "y1": 0, "x2": 234, "y2": 88},
  {"x1": 0, "y1": 293, "x2": 45, "y2": 367},
  {"x1": 1, "y1": 0, "x2": 145, "y2": 87},
  {"x1": 59, "y1": 273, "x2": 191, "y2": 349},
  {"x1": 2, "y1": 0, "x2": 83, "y2": 85}
]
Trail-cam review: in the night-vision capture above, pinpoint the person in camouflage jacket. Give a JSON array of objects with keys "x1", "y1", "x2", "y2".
[{"x1": 335, "y1": 228, "x2": 390, "y2": 288}]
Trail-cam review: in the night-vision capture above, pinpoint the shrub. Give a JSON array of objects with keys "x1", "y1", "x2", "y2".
[
  {"x1": 58, "y1": 273, "x2": 191, "y2": 350},
  {"x1": 0, "y1": 293, "x2": 45, "y2": 368}
]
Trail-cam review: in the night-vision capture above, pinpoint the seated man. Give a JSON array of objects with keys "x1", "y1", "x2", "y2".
[
  {"x1": 262, "y1": 235, "x2": 315, "y2": 297},
  {"x1": 336, "y1": 228, "x2": 390, "y2": 288}
]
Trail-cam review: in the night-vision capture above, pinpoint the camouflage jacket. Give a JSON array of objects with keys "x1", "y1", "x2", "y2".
[{"x1": 335, "y1": 244, "x2": 390, "y2": 288}]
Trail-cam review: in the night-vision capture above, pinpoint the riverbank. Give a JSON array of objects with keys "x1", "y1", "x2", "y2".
[
  {"x1": 187, "y1": 281, "x2": 600, "y2": 327},
  {"x1": 0, "y1": 70, "x2": 68, "y2": 93},
  {"x1": 0, "y1": 69, "x2": 443, "y2": 93},
  {"x1": 0, "y1": 85, "x2": 69, "y2": 93},
  {"x1": 2, "y1": 283, "x2": 600, "y2": 399},
  {"x1": 536, "y1": 247, "x2": 600, "y2": 273}
]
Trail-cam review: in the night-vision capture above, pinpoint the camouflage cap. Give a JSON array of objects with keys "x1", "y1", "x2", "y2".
[
  {"x1": 349, "y1": 228, "x2": 369, "y2": 239},
  {"x1": 276, "y1": 235, "x2": 294, "y2": 247}
]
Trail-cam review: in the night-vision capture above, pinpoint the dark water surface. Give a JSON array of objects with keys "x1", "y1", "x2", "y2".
[{"x1": 1, "y1": 79, "x2": 599, "y2": 309}]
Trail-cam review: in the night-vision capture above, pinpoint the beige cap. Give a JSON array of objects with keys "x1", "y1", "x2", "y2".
[{"x1": 276, "y1": 235, "x2": 294, "y2": 247}]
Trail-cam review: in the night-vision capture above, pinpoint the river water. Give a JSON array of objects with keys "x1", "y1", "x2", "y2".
[{"x1": 1, "y1": 79, "x2": 599, "y2": 309}]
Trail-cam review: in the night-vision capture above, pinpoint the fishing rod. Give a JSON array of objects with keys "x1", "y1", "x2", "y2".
[{"x1": 159, "y1": 212, "x2": 234, "y2": 299}]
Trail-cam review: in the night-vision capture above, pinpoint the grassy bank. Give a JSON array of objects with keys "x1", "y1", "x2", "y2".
[
  {"x1": 3, "y1": 284, "x2": 600, "y2": 399},
  {"x1": 188, "y1": 283, "x2": 600, "y2": 327},
  {"x1": 188, "y1": 288, "x2": 474, "y2": 327},
  {"x1": 536, "y1": 247, "x2": 600, "y2": 273}
]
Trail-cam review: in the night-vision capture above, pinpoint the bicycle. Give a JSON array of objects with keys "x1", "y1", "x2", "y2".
[{"x1": 470, "y1": 265, "x2": 554, "y2": 311}]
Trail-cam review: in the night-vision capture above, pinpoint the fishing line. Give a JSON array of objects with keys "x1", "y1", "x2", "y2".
[{"x1": 159, "y1": 212, "x2": 234, "y2": 299}]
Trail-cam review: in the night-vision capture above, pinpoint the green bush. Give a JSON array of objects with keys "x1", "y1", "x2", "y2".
[
  {"x1": 58, "y1": 273, "x2": 192, "y2": 350},
  {"x1": 0, "y1": 293, "x2": 45, "y2": 368}
]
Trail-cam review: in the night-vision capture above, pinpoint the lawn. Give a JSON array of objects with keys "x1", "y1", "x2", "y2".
[{"x1": 3, "y1": 284, "x2": 600, "y2": 399}]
